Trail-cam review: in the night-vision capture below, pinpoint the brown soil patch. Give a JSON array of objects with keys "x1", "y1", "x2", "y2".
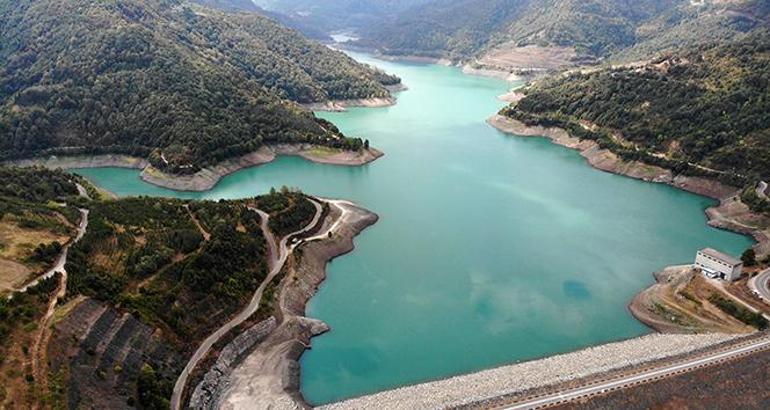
[
  {"x1": 629, "y1": 265, "x2": 756, "y2": 333},
  {"x1": 0, "y1": 259, "x2": 32, "y2": 295},
  {"x1": 0, "y1": 217, "x2": 70, "y2": 261},
  {"x1": 478, "y1": 44, "x2": 584, "y2": 71}
]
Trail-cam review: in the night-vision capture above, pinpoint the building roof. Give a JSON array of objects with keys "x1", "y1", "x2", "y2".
[{"x1": 699, "y1": 248, "x2": 742, "y2": 266}]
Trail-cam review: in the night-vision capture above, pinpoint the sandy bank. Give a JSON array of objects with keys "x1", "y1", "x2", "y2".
[
  {"x1": 497, "y1": 91, "x2": 526, "y2": 103},
  {"x1": 374, "y1": 54, "x2": 454, "y2": 66},
  {"x1": 7, "y1": 144, "x2": 384, "y2": 192},
  {"x1": 302, "y1": 97, "x2": 396, "y2": 112},
  {"x1": 205, "y1": 202, "x2": 378, "y2": 409},
  {"x1": 487, "y1": 114, "x2": 769, "y2": 256},
  {"x1": 320, "y1": 333, "x2": 736, "y2": 410},
  {"x1": 462, "y1": 64, "x2": 526, "y2": 82}
]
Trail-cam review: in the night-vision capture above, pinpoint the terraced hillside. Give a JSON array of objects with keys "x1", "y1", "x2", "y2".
[{"x1": 49, "y1": 298, "x2": 184, "y2": 409}]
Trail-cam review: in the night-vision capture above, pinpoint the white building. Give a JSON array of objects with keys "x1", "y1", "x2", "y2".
[{"x1": 695, "y1": 248, "x2": 743, "y2": 281}]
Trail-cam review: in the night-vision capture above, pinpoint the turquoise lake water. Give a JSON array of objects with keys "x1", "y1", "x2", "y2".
[{"x1": 73, "y1": 52, "x2": 754, "y2": 405}]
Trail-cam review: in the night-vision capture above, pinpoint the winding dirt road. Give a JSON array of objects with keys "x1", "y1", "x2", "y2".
[
  {"x1": 18, "y1": 208, "x2": 89, "y2": 294},
  {"x1": 170, "y1": 199, "x2": 324, "y2": 410},
  {"x1": 27, "y1": 208, "x2": 89, "y2": 397}
]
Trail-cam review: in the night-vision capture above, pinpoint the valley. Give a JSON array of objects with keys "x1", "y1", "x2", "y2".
[
  {"x1": 72, "y1": 51, "x2": 758, "y2": 406},
  {"x1": 2, "y1": 0, "x2": 770, "y2": 408}
]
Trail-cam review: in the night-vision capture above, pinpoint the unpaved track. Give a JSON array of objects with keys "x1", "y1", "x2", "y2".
[
  {"x1": 28, "y1": 209, "x2": 89, "y2": 397},
  {"x1": 171, "y1": 199, "x2": 324, "y2": 410},
  {"x1": 216, "y1": 199, "x2": 367, "y2": 410},
  {"x1": 18, "y1": 209, "x2": 89, "y2": 294}
]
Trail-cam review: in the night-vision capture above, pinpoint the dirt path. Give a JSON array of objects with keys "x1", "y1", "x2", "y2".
[
  {"x1": 17, "y1": 209, "x2": 89, "y2": 294},
  {"x1": 710, "y1": 278, "x2": 770, "y2": 321},
  {"x1": 170, "y1": 199, "x2": 324, "y2": 410},
  {"x1": 184, "y1": 204, "x2": 211, "y2": 241},
  {"x1": 28, "y1": 209, "x2": 89, "y2": 400},
  {"x1": 217, "y1": 199, "x2": 372, "y2": 410}
]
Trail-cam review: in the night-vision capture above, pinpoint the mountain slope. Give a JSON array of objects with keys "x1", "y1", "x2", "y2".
[
  {"x1": 359, "y1": 0, "x2": 768, "y2": 65},
  {"x1": 192, "y1": 0, "x2": 261, "y2": 12},
  {"x1": 255, "y1": 0, "x2": 433, "y2": 35},
  {"x1": 190, "y1": 0, "x2": 331, "y2": 39},
  {"x1": 0, "y1": 0, "x2": 398, "y2": 171},
  {"x1": 501, "y1": 30, "x2": 770, "y2": 182}
]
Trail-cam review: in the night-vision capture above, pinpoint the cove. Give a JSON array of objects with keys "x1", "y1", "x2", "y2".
[{"x1": 73, "y1": 52, "x2": 754, "y2": 405}]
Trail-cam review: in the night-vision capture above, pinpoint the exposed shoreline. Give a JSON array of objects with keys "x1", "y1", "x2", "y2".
[
  {"x1": 461, "y1": 63, "x2": 528, "y2": 82},
  {"x1": 487, "y1": 114, "x2": 770, "y2": 257},
  {"x1": 5, "y1": 144, "x2": 384, "y2": 192},
  {"x1": 301, "y1": 85, "x2": 407, "y2": 112},
  {"x1": 191, "y1": 201, "x2": 378, "y2": 409},
  {"x1": 302, "y1": 97, "x2": 397, "y2": 112}
]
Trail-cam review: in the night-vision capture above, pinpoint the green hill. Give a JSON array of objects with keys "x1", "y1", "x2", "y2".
[
  {"x1": 255, "y1": 0, "x2": 433, "y2": 35},
  {"x1": 190, "y1": 0, "x2": 331, "y2": 39},
  {"x1": 0, "y1": 0, "x2": 399, "y2": 172},
  {"x1": 359, "y1": 0, "x2": 768, "y2": 63},
  {"x1": 502, "y1": 30, "x2": 770, "y2": 182}
]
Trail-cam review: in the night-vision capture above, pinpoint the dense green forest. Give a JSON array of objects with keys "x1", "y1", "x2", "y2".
[
  {"x1": 0, "y1": 166, "x2": 79, "y2": 203},
  {"x1": 254, "y1": 187, "x2": 318, "y2": 236},
  {"x1": 502, "y1": 30, "x2": 770, "y2": 183},
  {"x1": 255, "y1": 0, "x2": 433, "y2": 35},
  {"x1": 0, "y1": 0, "x2": 398, "y2": 172},
  {"x1": 358, "y1": 0, "x2": 768, "y2": 62},
  {"x1": 0, "y1": 166, "x2": 84, "y2": 231},
  {"x1": 190, "y1": 0, "x2": 331, "y2": 39}
]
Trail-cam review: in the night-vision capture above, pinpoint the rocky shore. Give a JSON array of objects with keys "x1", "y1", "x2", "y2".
[
  {"x1": 302, "y1": 97, "x2": 397, "y2": 112},
  {"x1": 321, "y1": 333, "x2": 737, "y2": 410},
  {"x1": 462, "y1": 64, "x2": 526, "y2": 82},
  {"x1": 7, "y1": 144, "x2": 384, "y2": 192},
  {"x1": 195, "y1": 202, "x2": 378, "y2": 409},
  {"x1": 487, "y1": 114, "x2": 770, "y2": 256}
]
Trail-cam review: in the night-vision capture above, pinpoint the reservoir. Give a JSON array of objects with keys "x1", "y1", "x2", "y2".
[{"x1": 73, "y1": 52, "x2": 753, "y2": 405}]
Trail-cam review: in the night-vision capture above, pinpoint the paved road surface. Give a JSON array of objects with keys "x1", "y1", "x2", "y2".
[
  {"x1": 170, "y1": 199, "x2": 324, "y2": 410},
  {"x1": 749, "y1": 268, "x2": 770, "y2": 303},
  {"x1": 757, "y1": 181, "x2": 768, "y2": 199},
  {"x1": 500, "y1": 336, "x2": 770, "y2": 410}
]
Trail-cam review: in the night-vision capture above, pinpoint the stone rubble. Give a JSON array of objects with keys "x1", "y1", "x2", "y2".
[
  {"x1": 321, "y1": 333, "x2": 737, "y2": 410},
  {"x1": 189, "y1": 317, "x2": 278, "y2": 409}
]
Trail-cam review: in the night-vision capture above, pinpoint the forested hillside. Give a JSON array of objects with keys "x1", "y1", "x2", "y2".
[
  {"x1": 190, "y1": 0, "x2": 331, "y2": 39},
  {"x1": 502, "y1": 30, "x2": 770, "y2": 183},
  {"x1": 359, "y1": 0, "x2": 768, "y2": 63},
  {"x1": 255, "y1": 0, "x2": 433, "y2": 35},
  {"x1": 0, "y1": 0, "x2": 399, "y2": 172},
  {"x1": 0, "y1": 166, "x2": 323, "y2": 407}
]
